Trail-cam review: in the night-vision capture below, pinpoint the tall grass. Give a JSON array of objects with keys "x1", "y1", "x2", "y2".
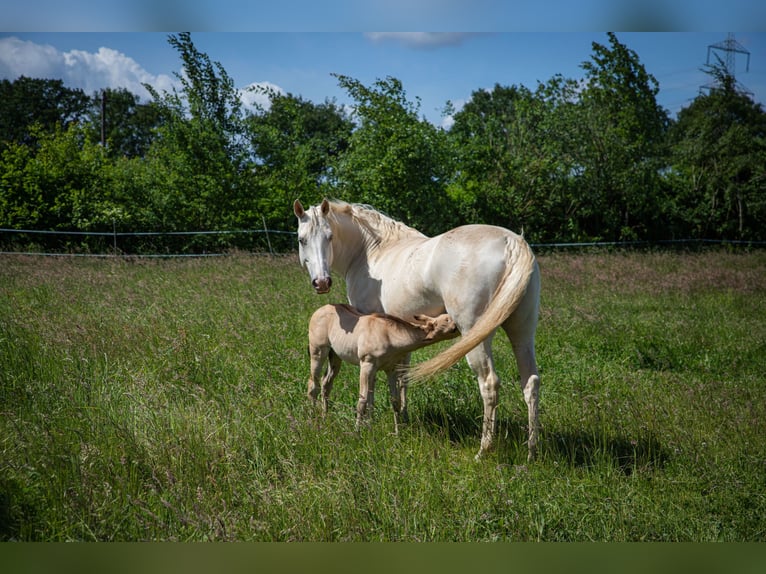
[{"x1": 1, "y1": 250, "x2": 765, "y2": 541}]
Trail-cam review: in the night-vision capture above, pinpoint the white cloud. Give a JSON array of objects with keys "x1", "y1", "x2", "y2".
[
  {"x1": 365, "y1": 32, "x2": 478, "y2": 49},
  {"x1": 0, "y1": 37, "x2": 291, "y2": 114},
  {"x1": 239, "y1": 81, "x2": 286, "y2": 112},
  {"x1": 439, "y1": 98, "x2": 467, "y2": 130},
  {"x1": 0, "y1": 36, "x2": 176, "y2": 100}
]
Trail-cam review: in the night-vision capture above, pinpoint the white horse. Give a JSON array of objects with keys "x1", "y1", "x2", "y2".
[{"x1": 294, "y1": 198, "x2": 541, "y2": 461}]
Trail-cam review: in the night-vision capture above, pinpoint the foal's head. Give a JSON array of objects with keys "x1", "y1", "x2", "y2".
[{"x1": 413, "y1": 313, "x2": 459, "y2": 342}]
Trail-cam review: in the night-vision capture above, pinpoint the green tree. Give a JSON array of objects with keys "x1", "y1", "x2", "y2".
[
  {"x1": 573, "y1": 32, "x2": 670, "y2": 240},
  {"x1": 667, "y1": 64, "x2": 766, "y2": 240},
  {"x1": 447, "y1": 78, "x2": 581, "y2": 241},
  {"x1": 85, "y1": 88, "x2": 163, "y2": 158},
  {"x1": 144, "y1": 32, "x2": 253, "y2": 231},
  {"x1": 0, "y1": 77, "x2": 90, "y2": 148},
  {"x1": 0, "y1": 124, "x2": 109, "y2": 232},
  {"x1": 246, "y1": 92, "x2": 353, "y2": 228},
  {"x1": 331, "y1": 74, "x2": 456, "y2": 234}
]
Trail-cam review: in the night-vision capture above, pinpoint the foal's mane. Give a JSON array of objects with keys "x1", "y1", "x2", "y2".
[{"x1": 328, "y1": 200, "x2": 425, "y2": 247}]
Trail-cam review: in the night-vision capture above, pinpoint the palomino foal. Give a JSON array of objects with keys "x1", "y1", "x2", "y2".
[{"x1": 308, "y1": 304, "x2": 459, "y2": 430}]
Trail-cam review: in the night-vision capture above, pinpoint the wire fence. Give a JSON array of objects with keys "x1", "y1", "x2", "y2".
[
  {"x1": 0, "y1": 226, "x2": 298, "y2": 257},
  {"x1": 1, "y1": 227, "x2": 765, "y2": 258}
]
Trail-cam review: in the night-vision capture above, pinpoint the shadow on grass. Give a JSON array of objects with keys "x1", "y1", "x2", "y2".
[
  {"x1": 544, "y1": 428, "x2": 669, "y2": 475},
  {"x1": 416, "y1": 405, "x2": 669, "y2": 474}
]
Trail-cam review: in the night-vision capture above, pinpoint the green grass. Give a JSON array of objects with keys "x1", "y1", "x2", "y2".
[{"x1": 1, "y1": 250, "x2": 765, "y2": 541}]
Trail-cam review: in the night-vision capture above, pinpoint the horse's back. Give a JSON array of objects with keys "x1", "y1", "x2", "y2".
[{"x1": 377, "y1": 224, "x2": 527, "y2": 325}]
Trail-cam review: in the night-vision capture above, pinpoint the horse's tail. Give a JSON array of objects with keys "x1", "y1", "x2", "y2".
[{"x1": 407, "y1": 235, "x2": 537, "y2": 383}]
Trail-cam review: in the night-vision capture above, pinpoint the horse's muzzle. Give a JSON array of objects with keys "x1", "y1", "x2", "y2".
[{"x1": 312, "y1": 277, "x2": 332, "y2": 294}]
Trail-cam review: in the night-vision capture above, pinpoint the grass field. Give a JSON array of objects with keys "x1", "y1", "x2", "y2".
[{"x1": 1, "y1": 249, "x2": 765, "y2": 541}]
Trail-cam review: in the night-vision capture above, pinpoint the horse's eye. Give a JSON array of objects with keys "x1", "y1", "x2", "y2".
[{"x1": 299, "y1": 237, "x2": 307, "y2": 246}]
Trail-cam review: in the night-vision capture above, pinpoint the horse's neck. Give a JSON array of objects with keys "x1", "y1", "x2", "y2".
[
  {"x1": 368, "y1": 317, "x2": 429, "y2": 351},
  {"x1": 330, "y1": 206, "x2": 424, "y2": 313},
  {"x1": 329, "y1": 216, "x2": 381, "y2": 312},
  {"x1": 330, "y1": 217, "x2": 367, "y2": 276},
  {"x1": 393, "y1": 329, "x2": 433, "y2": 352}
]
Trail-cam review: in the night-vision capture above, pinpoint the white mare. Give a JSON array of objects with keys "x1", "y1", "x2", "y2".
[{"x1": 294, "y1": 198, "x2": 541, "y2": 461}]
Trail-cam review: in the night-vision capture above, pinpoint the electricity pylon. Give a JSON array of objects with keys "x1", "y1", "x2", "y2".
[{"x1": 699, "y1": 32, "x2": 753, "y2": 98}]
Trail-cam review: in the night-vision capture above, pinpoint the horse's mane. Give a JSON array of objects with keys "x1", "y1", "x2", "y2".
[{"x1": 327, "y1": 200, "x2": 426, "y2": 247}]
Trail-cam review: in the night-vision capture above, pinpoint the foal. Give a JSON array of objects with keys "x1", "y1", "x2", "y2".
[{"x1": 307, "y1": 304, "x2": 459, "y2": 430}]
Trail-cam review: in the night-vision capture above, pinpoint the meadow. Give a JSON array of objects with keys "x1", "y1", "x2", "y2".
[{"x1": 1, "y1": 249, "x2": 764, "y2": 541}]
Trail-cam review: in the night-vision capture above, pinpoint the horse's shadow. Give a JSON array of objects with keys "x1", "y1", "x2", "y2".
[{"x1": 415, "y1": 405, "x2": 668, "y2": 475}]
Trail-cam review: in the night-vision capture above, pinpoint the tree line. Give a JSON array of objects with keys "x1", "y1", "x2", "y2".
[{"x1": 1, "y1": 32, "x2": 764, "y2": 253}]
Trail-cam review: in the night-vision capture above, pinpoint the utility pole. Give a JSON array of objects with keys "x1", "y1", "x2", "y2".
[
  {"x1": 101, "y1": 89, "x2": 107, "y2": 147},
  {"x1": 700, "y1": 33, "x2": 753, "y2": 98}
]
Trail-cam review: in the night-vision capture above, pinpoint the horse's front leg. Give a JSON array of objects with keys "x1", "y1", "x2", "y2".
[{"x1": 356, "y1": 361, "x2": 376, "y2": 431}]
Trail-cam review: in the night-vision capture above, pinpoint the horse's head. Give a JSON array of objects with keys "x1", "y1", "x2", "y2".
[
  {"x1": 413, "y1": 313, "x2": 460, "y2": 342},
  {"x1": 294, "y1": 198, "x2": 334, "y2": 294}
]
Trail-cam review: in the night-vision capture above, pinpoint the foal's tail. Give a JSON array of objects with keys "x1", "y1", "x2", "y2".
[{"x1": 407, "y1": 236, "x2": 537, "y2": 383}]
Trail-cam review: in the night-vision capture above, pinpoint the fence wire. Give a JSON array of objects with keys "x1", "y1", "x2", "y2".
[
  {"x1": 1, "y1": 227, "x2": 764, "y2": 258},
  {"x1": 0, "y1": 227, "x2": 298, "y2": 257}
]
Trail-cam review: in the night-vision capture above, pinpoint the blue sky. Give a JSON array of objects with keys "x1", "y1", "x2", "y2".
[
  {"x1": 1, "y1": 32, "x2": 764, "y2": 127},
  {"x1": 3, "y1": 1, "x2": 766, "y2": 32}
]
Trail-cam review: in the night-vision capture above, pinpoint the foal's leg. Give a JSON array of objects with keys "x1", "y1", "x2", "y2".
[
  {"x1": 465, "y1": 334, "x2": 500, "y2": 460},
  {"x1": 308, "y1": 344, "x2": 328, "y2": 406},
  {"x1": 321, "y1": 350, "x2": 342, "y2": 414},
  {"x1": 396, "y1": 353, "x2": 411, "y2": 425},
  {"x1": 385, "y1": 369, "x2": 402, "y2": 434},
  {"x1": 356, "y1": 361, "x2": 377, "y2": 431}
]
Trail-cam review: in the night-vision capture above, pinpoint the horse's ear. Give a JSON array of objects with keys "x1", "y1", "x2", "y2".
[
  {"x1": 320, "y1": 198, "x2": 330, "y2": 215},
  {"x1": 294, "y1": 199, "x2": 305, "y2": 218}
]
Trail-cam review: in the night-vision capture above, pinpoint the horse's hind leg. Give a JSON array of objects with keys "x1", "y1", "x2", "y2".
[
  {"x1": 465, "y1": 334, "x2": 500, "y2": 460},
  {"x1": 503, "y1": 268, "x2": 541, "y2": 461},
  {"x1": 511, "y1": 340, "x2": 540, "y2": 462}
]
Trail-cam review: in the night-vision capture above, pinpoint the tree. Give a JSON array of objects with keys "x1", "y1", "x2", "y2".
[
  {"x1": 144, "y1": 33, "x2": 253, "y2": 230},
  {"x1": 573, "y1": 32, "x2": 670, "y2": 240},
  {"x1": 0, "y1": 77, "x2": 90, "y2": 148},
  {"x1": 331, "y1": 74, "x2": 456, "y2": 234},
  {"x1": 85, "y1": 88, "x2": 163, "y2": 158},
  {"x1": 246, "y1": 92, "x2": 353, "y2": 228},
  {"x1": 0, "y1": 123, "x2": 109, "y2": 232},
  {"x1": 447, "y1": 79, "x2": 581, "y2": 241},
  {"x1": 668, "y1": 63, "x2": 766, "y2": 240}
]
